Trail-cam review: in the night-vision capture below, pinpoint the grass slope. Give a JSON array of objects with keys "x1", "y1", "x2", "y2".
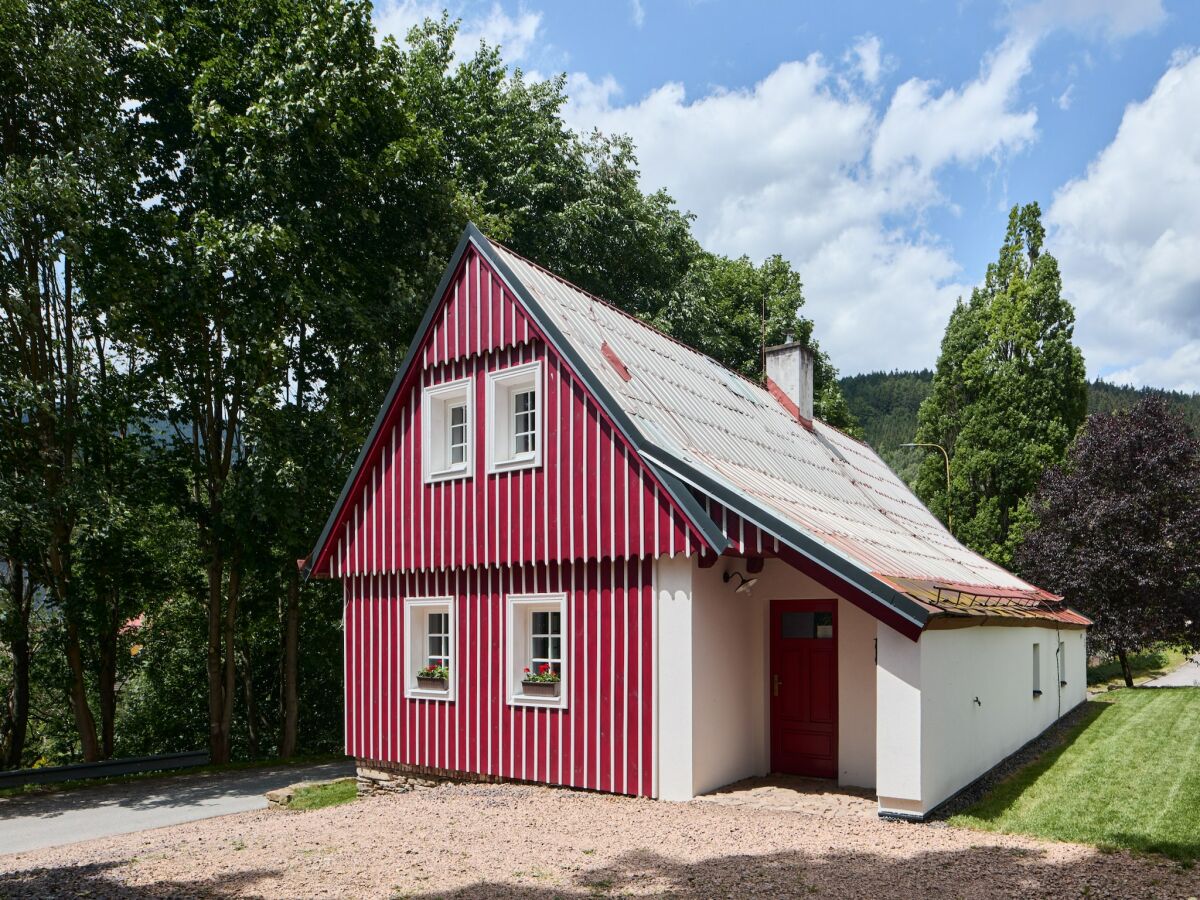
[
  {"x1": 289, "y1": 777, "x2": 357, "y2": 811},
  {"x1": 950, "y1": 689, "x2": 1200, "y2": 862}
]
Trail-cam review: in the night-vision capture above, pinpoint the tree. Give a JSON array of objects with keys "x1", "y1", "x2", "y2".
[
  {"x1": 915, "y1": 203, "x2": 1087, "y2": 564},
  {"x1": 1018, "y1": 397, "x2": 1200, "y2": 686},
  {"x1": 125, "y1": 0, "x2": 461, "y2": 762},
  {"x1": 0, "y1": 0, "x2": 148, "y2": 761}
]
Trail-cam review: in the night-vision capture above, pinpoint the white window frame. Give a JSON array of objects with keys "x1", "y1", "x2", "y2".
[
  {"x1": 505, "y1": 592, "x2": 568, "y2": 709},
  {"x1": 486, "y1": 361, "x2": 543, "y2": 473},
  {"x1": 422, "y1": 376, "x2": 473, "y2": 483},
  {"x1": 403, "y1": 597, "x2": 456, "y2": 701}
]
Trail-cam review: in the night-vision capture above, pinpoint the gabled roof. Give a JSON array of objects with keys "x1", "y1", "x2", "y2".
[{"x1": 308, "y1": 224, "x2": 1088, "y2": 633}]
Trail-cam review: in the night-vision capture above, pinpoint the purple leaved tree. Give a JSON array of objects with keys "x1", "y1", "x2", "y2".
[{"x1": 1018, "y1": 396, "x2": 1200, "y2": 687}]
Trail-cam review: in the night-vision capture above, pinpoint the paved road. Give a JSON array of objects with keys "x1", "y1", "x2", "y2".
[
  {"x1": 0, "y1": 759, "x2": 354, "y2": 855},
  {"x1": 1146, "y1": 654, "x2": 1200, "y2": 687}
]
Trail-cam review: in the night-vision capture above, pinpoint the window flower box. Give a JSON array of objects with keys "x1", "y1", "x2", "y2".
[
  {"x1": 521, "y1": 663, "x2": 560, "y2": 698},
  {"x1": 416, "y1": 663, "x2": 449, "y2": 692},
  {"x1": 521, "y1": 679, "x2": 560, "y2": 698}
]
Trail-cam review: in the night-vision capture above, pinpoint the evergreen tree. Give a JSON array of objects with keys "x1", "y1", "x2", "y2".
[{"x1": 915, "y1": 203, "x2": 1087, "y2": 565}]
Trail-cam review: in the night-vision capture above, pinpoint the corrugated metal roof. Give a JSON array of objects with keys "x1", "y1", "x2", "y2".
[{"x1": 489, "y1": 238, "x2": 1088, "y2": 628}]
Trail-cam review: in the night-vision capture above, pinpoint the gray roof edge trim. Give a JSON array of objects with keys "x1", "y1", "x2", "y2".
[
  {"x1": 304, "y1": 226, "x2": 478, "y2": 581},
  {"x1": 641, "y1": 448, "x2": 930, "y2": 628},
  {"x1": 472, "y1": 229, "x2": 730, "y2": 556}
]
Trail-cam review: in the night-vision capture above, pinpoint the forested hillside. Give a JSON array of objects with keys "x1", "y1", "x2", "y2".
[{"x1": 841, "y1": 372, "x2": 1200, "y2": 486}]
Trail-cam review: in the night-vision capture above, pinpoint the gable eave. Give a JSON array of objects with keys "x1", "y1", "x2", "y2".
[{"x1": 306, "y1": 224, "x2": 730, "y2": 580}]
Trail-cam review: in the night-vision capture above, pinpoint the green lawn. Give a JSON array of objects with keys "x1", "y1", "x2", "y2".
[
  {"x1": 950, "y1": 689, "x2": 1200, "y2": 863},
  {"x1": 288, "y1": 777, "x2": 357, "y2": 811},
  {"x1": 1087, "y1": 645, "x2": 1189, "y2": 688}
]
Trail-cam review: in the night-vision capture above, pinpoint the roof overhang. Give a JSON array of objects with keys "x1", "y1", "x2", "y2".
[{"x1": 641, "y1": 449, "x2": 932, "y2": 641}]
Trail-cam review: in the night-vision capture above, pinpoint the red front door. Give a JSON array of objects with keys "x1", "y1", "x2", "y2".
[{"x1": 770, "y1": 599, "x2": 837, "y2": 778}]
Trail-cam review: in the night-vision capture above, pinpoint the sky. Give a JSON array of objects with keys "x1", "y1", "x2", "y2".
[{"x1": 373, "y1": 0, "x2": 1200, "y2": 392}]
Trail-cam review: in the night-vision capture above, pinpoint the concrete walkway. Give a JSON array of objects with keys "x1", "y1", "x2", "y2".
[
  {"x1": 0, "y1": 759, "x2": 354, "y2": 855},
  {"x1": 1146, "y1": 654, "x2": 1200, "y2": 687}
]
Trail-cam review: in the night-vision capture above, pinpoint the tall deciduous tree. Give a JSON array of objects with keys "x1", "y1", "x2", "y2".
[
  {"x1": 128, "y1": 0, "x2": 460, "y2": 762},
  {"x1": 915, "y1": 203, "x2": 1087, "y2": 564},
  {"x1": 0, "y1": 0, "x2": 145, "y2": 760},
  {"x1": 1018, "y1": 397, "x2": 1200, "y2": 686}
]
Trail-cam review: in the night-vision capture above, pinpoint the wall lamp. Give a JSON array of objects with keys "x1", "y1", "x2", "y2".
[{"x1": 723, "y1": 571, "x2": 759, "y2": 595}]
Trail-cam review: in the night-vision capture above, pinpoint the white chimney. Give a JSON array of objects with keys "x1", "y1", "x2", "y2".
[{"x1": 764, "y1": 338, "x2": 814, "y2": 427}]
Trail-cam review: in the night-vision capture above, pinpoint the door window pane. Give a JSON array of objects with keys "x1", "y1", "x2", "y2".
[{"x1": 781, "y1": 610, "x2": 833, "y2": 639}]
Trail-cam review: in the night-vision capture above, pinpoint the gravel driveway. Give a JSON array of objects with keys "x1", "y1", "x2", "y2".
[{"x1": 1, "y1": 780, "x2": 1196, "y2": 898}]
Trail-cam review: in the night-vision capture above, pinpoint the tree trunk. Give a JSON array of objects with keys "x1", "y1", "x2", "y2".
[
  {"x1": 2, "y1": 562, "x2": 32, "y2": 768},
  {"x1": 239, "y1": 646, "x2": 260, "y2": 759},
  {"x1": 1116, "y1": 648, "x2": 1135, "y2": 688},
  {"x1": 64, "y1": 619, "x2": 101, "y2": 761},
  {"x1": 97, "y1": 601, "x2": 119, "y2": 759},
  {"x1": 206, "y1": 547, "x2": 230, "y2": 763},
  {"x1": 221, "y1": 557, "x2": 241, "y2": 757},
  {"x1": 279, "y1": 566, "x2": 300, "y2": 758}
]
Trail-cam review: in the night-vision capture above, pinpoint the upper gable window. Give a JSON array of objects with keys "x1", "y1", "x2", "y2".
[
  {"x1": 422, "y1": 377, "x2": 473, "y2": 483},
  {"x1": 487, "y1": 361, "x2": 543, "y2": 472}
]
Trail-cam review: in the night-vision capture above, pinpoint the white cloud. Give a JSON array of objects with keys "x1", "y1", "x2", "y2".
[
  {"x1": 629, "y1": 0, "x2": 645, "y2": 29},
  {"x1": 1006, "y1": 0, "x2": 1166, "y2": 41},
  {"x1": 1056, "y1": 83, "x2": 1074, "y2": 109},
  {"x1": 374, "y1": 1, "x2": 542, "y2": 63},
  {"x1": 1048, "y1": 50, "x2": 1200, "y2": 392},
  {"x1": 872, "y1": 37, "x2": 1037, "y2": 176},
  {"x1": 846, "y1": 34, "x2": 884, "y2": 85},
  {"x1": 565, "y1": 37, "x2": 1040, "y2": 373}
]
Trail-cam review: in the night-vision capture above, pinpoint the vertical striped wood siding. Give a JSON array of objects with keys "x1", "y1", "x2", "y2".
[
  {"x1": 344, "y1": 559, "x2": 655, "y2": 797},
  {"x1": 325, "y1": 247, "x2": 705, "y2": 577},
  {"x1": 323, "y1": 247, "x2": 715, "y2": 798}
]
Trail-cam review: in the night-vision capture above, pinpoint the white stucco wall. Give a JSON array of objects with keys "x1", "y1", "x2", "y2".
[
  {"x1": 877, "y1": 623, "x2": 1088, "y2": 816},
  {"x1": 875, "y1": 622, "x2": 924, "y2": 812},
  {"x1": 655, "y1": 554, "x2": 695, "y2": 801},
  {"x1": 655, "y1": 555, "x2": 878, "y2": 799}
]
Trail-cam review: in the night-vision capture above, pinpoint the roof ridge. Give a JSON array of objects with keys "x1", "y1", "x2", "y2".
[{"x1": 485, "y1": 235, "x2": 792, "y2": 407}]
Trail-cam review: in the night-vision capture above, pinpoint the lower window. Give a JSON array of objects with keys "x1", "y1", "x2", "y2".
[
  {"x1": 404, "y1": 597, "x2": 455, "y2": 700},
  {"x1": 506, "y1": 592, "x2": 568, "y2": 708}
]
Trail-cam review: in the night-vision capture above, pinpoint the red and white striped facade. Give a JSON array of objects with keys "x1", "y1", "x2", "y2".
[
  {"x1": 313, "y1": 246, "x2": 711, "y2": 797},
  {"x1": 344, "y1": 560, "x2": 654, "y2": 796}
]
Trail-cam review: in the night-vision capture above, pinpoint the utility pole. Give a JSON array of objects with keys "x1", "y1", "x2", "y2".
[{"x1": 902, "y1": 442, "x2": 952, "y2": 535}]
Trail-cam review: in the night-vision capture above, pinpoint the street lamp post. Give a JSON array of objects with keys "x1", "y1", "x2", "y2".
[{"x1": 901, "y1": 442, "x2": 952, "y2": 534}]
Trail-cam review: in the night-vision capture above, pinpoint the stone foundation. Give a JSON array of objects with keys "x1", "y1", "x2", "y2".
[{"x1": 355, "y1": 758, "x2": 504, "y2": 796}]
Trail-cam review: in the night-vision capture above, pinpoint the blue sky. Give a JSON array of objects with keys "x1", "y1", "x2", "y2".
[{"x1": 375, "y1": 1, "x2": 1200, "y2": 391}]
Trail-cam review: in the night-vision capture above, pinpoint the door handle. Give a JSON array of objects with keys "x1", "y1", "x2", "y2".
[{"x1": 773, "y1": 674, "x2": 782, "y2": 697}]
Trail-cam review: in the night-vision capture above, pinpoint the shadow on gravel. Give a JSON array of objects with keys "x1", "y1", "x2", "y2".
[
  {"x1": 0, "y1": 761, "x2": 354, "y2": 821},
  {"x1": 0, "y1": 860, "x2": 282, "y2": 898},
  {"x1": 388, "y1": 844, "x2": 1196, "y2": 899}
]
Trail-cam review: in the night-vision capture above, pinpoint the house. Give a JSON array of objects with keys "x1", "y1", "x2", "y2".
[{"x1": 304, "y1": 224, "x2": 1090, "y2": 819}]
